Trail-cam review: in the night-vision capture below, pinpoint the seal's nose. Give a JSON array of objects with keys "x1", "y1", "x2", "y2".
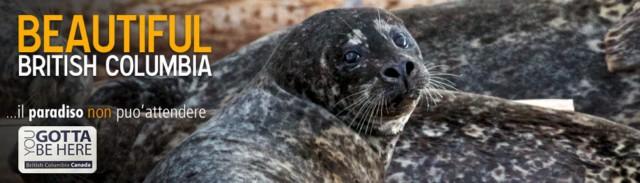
[{"x1": 380, "y1": 61, "x2": 417, "y2": 90}]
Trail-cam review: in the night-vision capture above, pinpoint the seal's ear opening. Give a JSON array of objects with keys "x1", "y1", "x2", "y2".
[{"x1": 604, "y1": 3, "x2": 640, "y2": 72}]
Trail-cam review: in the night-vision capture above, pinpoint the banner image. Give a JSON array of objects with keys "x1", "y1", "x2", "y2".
[{"x1": 1, "y1": 0, "x2": 639, "y2": 182}]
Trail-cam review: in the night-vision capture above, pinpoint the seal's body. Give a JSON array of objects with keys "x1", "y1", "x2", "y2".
[
  {"x1": 146, "y1": 8, "x2": 431, "y2": 182},
  {"x1": 387, "y1": 90, "x2": 640, "y2": 182},
  {"x1": 146, "y1": 85, "x2": 386, "y2": 182},
  {"x1": 396, "y1": 0, "x2": 640, "y2": 128},
  {"x1": 386, "y1": 1, "x2": 640, "y2": 181}
]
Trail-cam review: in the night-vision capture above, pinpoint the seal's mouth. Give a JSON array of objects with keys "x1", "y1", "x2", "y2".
[
  {"x1": 385, "y1": 88, "x2": 421, "y2": 116},
  {"x1": 335, "y1": 86, "x2": 422, "y2": 136},
  {"x1": 376, "y1": 88, "x2": 422, "y2": 135}
]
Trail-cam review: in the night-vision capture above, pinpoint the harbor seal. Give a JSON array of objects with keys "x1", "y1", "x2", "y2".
[
  {"x1": 386, "y1": 90, "x2": 640, "y2": 182},
  {"x1": 386, "y1": 1, "x2": 640, "y2": 182},
  {"x1": 145, "y1": 8, "x2": 432, "y2": 182},
  {"x1": 395, "y1": 0, "x2": 640, "y2": 128}
]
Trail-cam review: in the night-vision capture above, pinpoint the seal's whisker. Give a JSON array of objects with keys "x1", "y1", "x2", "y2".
[
  {"x1": 365, "y1": 94, "x2": 378, "y2": 135},
  {"x1": 425, "y1": 87, "x2": 444, "y2": 100},
  {"x1": 348, "y1": 99, "x2": 366, "y2": 128},
  {"x1": 364, "y1": 94, "x2": 380, "y2": 134},
  {"x1": 338, "y1": 94, "x2": 368, "y2": 115},
  {"x1": 333, "y1": 89, "x2": 368, "y2": 108},
  {"x1": 354, "y1": 100, "x2": 369, "y2": 133},
  {"x1": 433, "y1": 88, "x2": 446, "y2": 101},
  {"x1": 429, "y1": 75, "x2": 457, "y2": 84},
  {"x1": 341, "y1": 99, "x2": 369, "y2": 118},
  {"x1": 429, "y1": 77, "x2": 457, "y2": 91},
  {"x1": 429, "y1": 81, "x2": 456, "y2": 91},
  {"x1": 334, "y1": 88, "x2": 370, "y2": 109},
  {"x1": 428, "y1": 73, "x2": 456, "y2": 80},
  {"x1": 362, "y1": 96, "x2": 374, "y2": 135},
  {"x1": 426, "y1": 64, "x2": 450, "y2": 73},
  {"x1": 370, "y1": 93, "x2": 383, "y2": 132},
  {"x1": 429, "y1": 80, "x2": 457, "y2": 91},
  {"x1": 358, "y1": 95, "x2": 377, "y2": 134},
  {"x1": 362, "y1": 93, "x2": 381, "y2": 134},
  {"x1": 369, "y1": 95, "x2": 384, "y2": 134},
  {"x1": 420, "y1": 86, "x2": 444, "y2": 108},
  {"x1": 336, "y1": 97, "x2": 367, "y2": 120},
  {"x1": 429, "y1": 72, "x2": 460, "y2": 77},
  {"x1": 371, "y1": 94, "x2": 384, "y2": 135},
  {"x1": 349, "y1": 94, "x2": 374, "y2": 128},
  {"x1": 421, "y1": 89, "x2": 434, "y2": 108},
  {"x1": 362, "y1": 94, "x2": 374, "y2": 135},
  {"x1": 427, "y1": 90, "x2": 440, "y2": 107},
  {"x1": 429, "y1": 83, "x2": 456, "y2": 94},
  {"x1": 423, "y1": 86, "x2": 452, "y2": 107}
]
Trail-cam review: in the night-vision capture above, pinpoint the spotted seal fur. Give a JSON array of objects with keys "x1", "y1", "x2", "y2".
[
  {"x1": 386, "y1": 90, "x2": 640, "y2": 182},
  {"x1": 385, "y1": 0, "x2": 640, "y2": 181},
  {"x1": 145, "y1": 8, "x2": 432, "y2": 182},
  {"x1": 396, "y1": 0, "x2": 640, "y2": 128},
  {"x1": 605, "y1": 1, "x2": 640, "y2": 72}
]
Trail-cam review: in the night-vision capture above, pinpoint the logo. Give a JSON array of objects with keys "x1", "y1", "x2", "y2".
[{"x1": 18, "y1": 126, "x2": 97, "y2": 173}]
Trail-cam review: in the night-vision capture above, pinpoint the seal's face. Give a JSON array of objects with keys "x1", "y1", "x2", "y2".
[
  {"x1": 268, "y1": 8, "x2": 431, "y2": 136},
  {"x1": 329, "y1": 11, "x2": 430, "y2": 136}
]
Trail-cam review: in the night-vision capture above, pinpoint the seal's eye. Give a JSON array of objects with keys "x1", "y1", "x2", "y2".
[
  {"x1": 344, "y1": 51, "x2": 361, "y2": 65},
  {"x1": 393, "y1": 34, "x2": 409, "y2": 48}
]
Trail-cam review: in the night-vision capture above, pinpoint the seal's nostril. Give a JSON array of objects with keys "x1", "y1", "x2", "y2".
[
  {"x1": 383, "y1": 67, "x2": 401, "y2": 78},
  {"x1": 405, "y1": 61, "x2": 415, "y2": 76}
]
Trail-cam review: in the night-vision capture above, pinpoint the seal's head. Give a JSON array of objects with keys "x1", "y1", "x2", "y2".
[{"x1": 267, "y1": 8, "x2": 431, "y2": 136}]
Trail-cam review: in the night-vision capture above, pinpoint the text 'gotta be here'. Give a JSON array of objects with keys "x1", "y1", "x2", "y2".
[{"x1": 17, "y1": 14, "x2": 215, "y2": 77}]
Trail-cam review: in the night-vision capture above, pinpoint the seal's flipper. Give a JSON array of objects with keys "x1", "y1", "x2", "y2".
[{"x1": 605, "y1": 3, "x2": 640, "y2": 72}]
